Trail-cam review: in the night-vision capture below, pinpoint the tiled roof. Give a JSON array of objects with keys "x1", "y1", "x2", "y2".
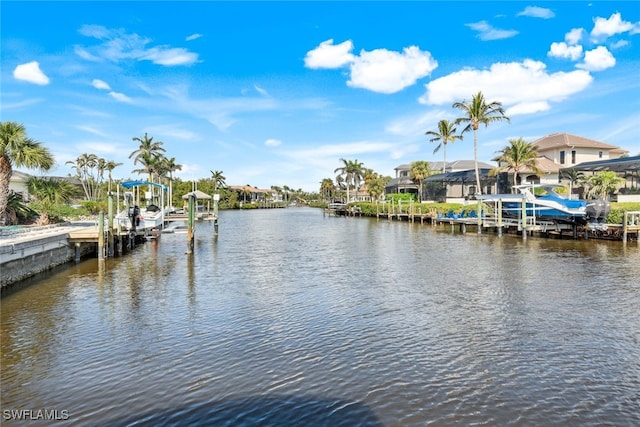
[{"x1": 532, "y1": 133, "x2": 621, "y2": 151}]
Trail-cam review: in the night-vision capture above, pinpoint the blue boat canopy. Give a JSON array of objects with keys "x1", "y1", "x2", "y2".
[{"x1": 121, "y1": 180, "x2": 167, "y2": 190}]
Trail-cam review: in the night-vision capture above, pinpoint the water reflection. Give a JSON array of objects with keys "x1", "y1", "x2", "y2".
[{"x1": 1, "y1": 208, "x2": 639, "y2": 426}]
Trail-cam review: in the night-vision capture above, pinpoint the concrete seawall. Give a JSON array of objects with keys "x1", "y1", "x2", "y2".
[{"x1": 1, "y1": 225, "x2": 96, "y2": 289}]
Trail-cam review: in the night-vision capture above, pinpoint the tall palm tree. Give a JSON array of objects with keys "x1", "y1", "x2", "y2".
[
  {"x1": 425, "y1": 119, "x2": 463, "y2": 174},
  {"x1": 410, "y1": 160, "x2": 432, "y2": 201},
  {"x1": 104, "y1": 160, "x2": 122, "y2": 194},
  {"x1": 129, "y1": 133, "x2": 165, "y2": 202},
  {"x1": 320, "y1": 178, "x2": 335, "y2": 202},
  {"x1": 334, "y1": 158, "x2": 364, "y2": 202},
  {"x1": 210, "y1": 170, "x2": 227, "y2": 191},
  {"x1": 453, "y1": 91, "x2": 510, "y2": 195},
  {"x1": 66, "y1": 153, "x2": 101, "y2": 200},
  {"x1": 0, "y1": 121, "x2": 55, "y2": 225},
  {"x1": 491, "y1": 137, "x2": 542, "y2": 190}
]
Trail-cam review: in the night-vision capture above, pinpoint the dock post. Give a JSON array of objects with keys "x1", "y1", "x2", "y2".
[
  {"x1": 98, "y1": 211, "x2": 106, "y2": 258},
  {"x1": 521, "y1": 196, "x2": 527, "y2": 240},
  {"x1": 186, "y1": 194, "x2": 195, "y2": 254},
  {"x1": 477, "y1": 199, "x2": 482, "y2": 234},
  {"x1": 107, "y1": 194, "x2": 114, "y2": 257},
  {"x1": 497, "y1": 199, "x2": 503, "y2": 236},
  {"x1": 213, "y1": 193, "x2": 220, "y2": 237},
  {"x1": 74, "y1": 242, "x2": 81, "y2": 263}
]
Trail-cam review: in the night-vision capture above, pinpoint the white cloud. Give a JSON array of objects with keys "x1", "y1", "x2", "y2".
[
  {"x1": 577, "y1": 46, "x2": 616, "y2": 71},
  {"x1": 76, "y1": 24, "x2": 199, "y2": 66},
  {"x1": 13, "y1": 61, "x2": 50, "y2": 85},
  {"x1": 92, "y1": 79, "x2": 111, "y2": 90},
  {"x1": 265, "y1": 138, "x2": 281, "y2": 147},
  {"x1": 518, "y1": 6, "x2": 555, "y2": 19},
  {"x1": 419, "y1": 59, "x2": 593, "y2": 116},
  {"x1": 304, "y1": 39, "x2": 355, "y2": 69},
  {"x1": 548, "y1": 42, "x2": 583, "y2": 60},
  {"x1": 565, "y1": 28, "x2": 584, "y2": 45},
  {"x1": 466, "y1": 21, "x2": 518, "y2": 41},
  {"x1": 591, "y1": 12, "x2": 634, "y2": 40},
  {"x1": 109, "y1": 91, "x2": 133, "y2": 103},
  {"x1": 347, "y1": 46, "x2": 437, "y2": 94},
  {"x1": 254, "y1": 84, "x2": 269, "y2": 96},
  {"x1": 141, "y1": 47, "x2": 198, "y2": 66},
  {"x1": 186, "y1": 33, "x2": 203, "y2": 41}
]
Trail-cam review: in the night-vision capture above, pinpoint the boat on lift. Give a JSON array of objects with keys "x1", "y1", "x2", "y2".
[{"x1": 477, "y1": 184, "x2": 609, "y2": 228}]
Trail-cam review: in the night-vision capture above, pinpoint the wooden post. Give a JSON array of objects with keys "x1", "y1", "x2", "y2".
[
  {"x1": 497, "y1": 198, "x2": 503, "y2": 237},
  {"x1": 521, "y1": 196, "x2": 527, "y2": 240},
  {"x1": 213, "y1": 193, "x2": 220, "y2": 237},
  {"x1": 186, "y1": 194, "x2": 195, "y2": 254},
  {"x1": 107, "y1": 194, "x2": 114, "y2": 257},
  {"x1": 98, "y1": 211, "x2": 105, "y2": 258}
]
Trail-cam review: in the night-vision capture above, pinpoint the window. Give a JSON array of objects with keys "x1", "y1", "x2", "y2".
[
  {"x1": 559, "y1": 151, "x2": 565, "y2": 164},
  {"x1": 599, "y1": 151, "x2": 603, "y2": 158},
  {"x1": 571, "y1": 150, "x2": 576, "y2": 164}
]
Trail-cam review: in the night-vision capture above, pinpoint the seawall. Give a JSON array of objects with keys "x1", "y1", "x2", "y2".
[{"x1": 1, "y1": 227, "x2": 96, "y2": 289}]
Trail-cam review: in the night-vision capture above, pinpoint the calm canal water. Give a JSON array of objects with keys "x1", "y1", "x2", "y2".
[{"x1": 1, "y1": 208, "x2": 639, "y2": 426}]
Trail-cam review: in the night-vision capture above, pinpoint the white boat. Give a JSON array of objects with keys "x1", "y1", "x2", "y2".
[{"x1": 477, "y1": 184, "x2": 609, "y2": 227}]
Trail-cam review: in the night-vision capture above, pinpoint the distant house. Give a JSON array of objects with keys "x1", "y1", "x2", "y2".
[
  {"x1": 386, "y1": 160, "x2": 494, "y2": 202},
  {"x1": 228, "y1": 185, "x2": 277, "y2": 203},
  {"x1": 494, "y1": 133, "x2": 629, "y2": 191},
  {"x1": 8, "y1": 171, "x2": 32, "y2": 202}
]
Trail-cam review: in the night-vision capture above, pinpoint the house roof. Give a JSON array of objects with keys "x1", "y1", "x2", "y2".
[
  {"x1": 560, "y1": 155, "x2": 640, "y2": 173},
  {"x1": 532, "y1": 133, "x2": 625, "y2": 153},
  {"x1": 394, "y1": 160, "x2": 492, "y2": 172}
]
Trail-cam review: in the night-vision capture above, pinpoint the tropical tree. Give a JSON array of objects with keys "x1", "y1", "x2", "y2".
[
  {"x1": 453, "y1": 91, "x2": 510, "y2": 195},
  {"x1": 4, "y1": 192, "x2": 38, "y2": 225},
  {"x1": 491, "y1": 137, "x2": 542, "y2": 190},
  {"x1": 103, "y1": 160, "x2": 123, "y2": 194},
  {"x1": 425, "y1": 119, "x2": 463, "y2": 174},
  {"x1": 66, "y1": 153, "x2": 101, "y2": 201},
  {"x1": 210, "y1": 170, "x2": 227, "y2": 191},
  {"x1": 27, "y1": 176, "x2": 77, "y2": 224},
  {"x1": 583, "y1": 171, "x2": 624, "y2": 200},
  {"x1": 320, "y1": 178, "x2": 335, "y2": 202},
  {"x1": 0, "y1": 121, "x2": 55, "y2": 225},
  {"x1": 559, "y1": 168, "x2": 585, "y2": 198},
  {"x1": 334, "y1": 158, "x2": 364, "y2": 202},
  {"x1": 129, "y1": 133, "x2": 165, "y2": 202},
  {"x1": 410, "y1": 160, "x2": 432, "y2": 201}
]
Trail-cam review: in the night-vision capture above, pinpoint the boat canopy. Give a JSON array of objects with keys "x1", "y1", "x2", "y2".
[
  {"x1": 121, "y1": 180, "x2": 167, "y2": 190},
  {"x1": 424, "y1": 168, "x2": 494, "y2": 183},
  {"x1": 560, "y1": 155, "x2": 640, "y2": 173}
]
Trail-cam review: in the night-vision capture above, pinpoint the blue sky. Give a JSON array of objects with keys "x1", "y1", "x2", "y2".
[{"x1": 2, "y1": 1, "x2": 639, "y2": 192}]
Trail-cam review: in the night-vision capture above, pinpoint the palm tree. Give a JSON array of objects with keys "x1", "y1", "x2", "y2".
[
  {"x1": 320, "y1": 178, "x2": 335, "y2": 202},
  {"x1": 104, "y1": 160, "x2": 123, "y2": 194},
  {"x1": 453, "y1": 91, "x2": 510, "y2": 195},
  {"x1": 559, "y1": 169, "x2": 585, "y2": 199},
  {"x1": 0, "y1": 121, "x2": 55, "y2": 225},
  {"x1": 410, "y1": 160, "x2": 432, "y2": 201},
  {"x1": 129, "y1": 133, "x2": 165, "y2": 202},
  {"x1": 334, "y1": 158, "x2": 364, "y2": 203},
  {"x1": 425, "y1": 119, "x2": 463, "y2": 174},
  {"x1": 27, "y1": 176, "x2": 76, "y2": 224},
  {"x1": 491, "y1": 137, "x2": 542, "y2": 190},
  {"x1": 210, "y1": 170, "x2": 227, "y2": 191},
  {"x1": 584, "y1": 171, "x2": 624, "y2": 200},
  {"x1": 66, "y1": 153, "x2": 100, "y2": 201}
]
